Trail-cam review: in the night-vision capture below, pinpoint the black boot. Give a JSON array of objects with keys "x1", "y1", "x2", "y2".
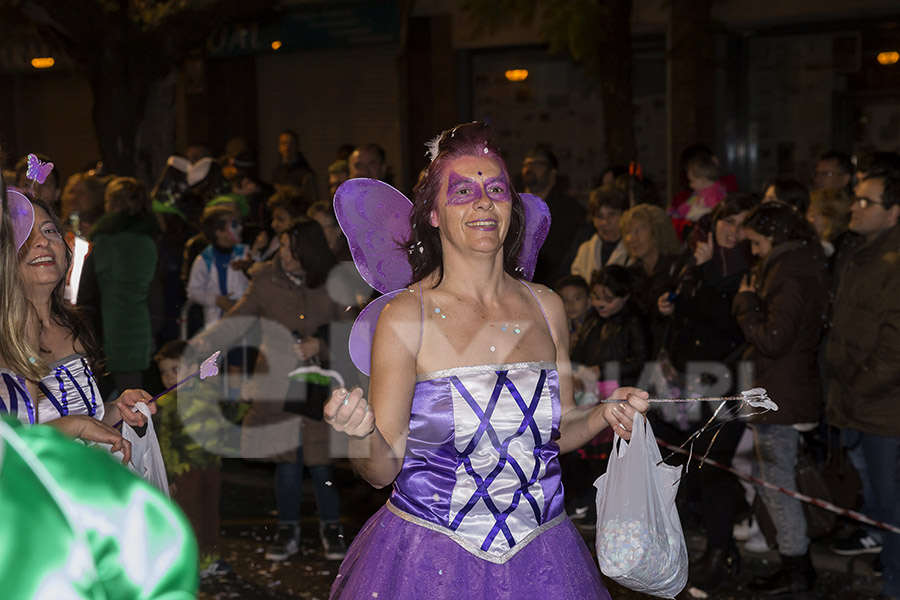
[
  {"x1": 747, "y1": 552, "x2": 816, "y2": 597},
  {"x1": 689, "y1": 545, "x2": 740, "y2": 594}
]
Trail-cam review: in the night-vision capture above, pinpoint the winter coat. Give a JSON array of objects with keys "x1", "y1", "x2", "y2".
[
  {"x1": 271, "y1": 154, "x2": 318, "y2": 204},
  {"x1": 570, "y1": 233, "x2": 629, "y2": 281},
  {"x1": 665, "y1": 242, "x2": 750, "y2": 376},
  {"x1": 186, "y1": 244, "x2": 250, "y2": 329},
  {"x1": 627, "y1": 251, "x2": 691, "y2": 358},
  {"x1": 733, "y1": 240, "x2": 828, "y2": 425},
  {"x1": 80, "y1": 212, "x2": 160, "y2": 372},
  {"x1": 195, "y1": 259, "x2": 344, "y2": 463},
  {"x1": 825, "y1": 225, "x2": 900, "y2": 437},
  {"x1": 571, "y1": 303, "x2": 649, "y2": 387},
  {"x1": 534, "y1": 185, "x2": 586, "y2": 285}
]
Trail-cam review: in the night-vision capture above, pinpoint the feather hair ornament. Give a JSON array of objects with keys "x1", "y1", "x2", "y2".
[{"x1": 424, "y1": 133, "x2": 443, "y2": 162}]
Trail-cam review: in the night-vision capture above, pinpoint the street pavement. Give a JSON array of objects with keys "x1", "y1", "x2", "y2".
[{"x1": 199, "y1": 459, "x2": 885, "y2": 600}]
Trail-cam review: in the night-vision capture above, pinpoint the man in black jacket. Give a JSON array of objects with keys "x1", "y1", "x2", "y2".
[{"x1": 826, "y1": 170, "x2": 900, "y2": 600}]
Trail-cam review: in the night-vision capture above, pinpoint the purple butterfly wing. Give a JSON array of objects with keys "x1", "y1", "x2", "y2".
[
  {"x1": 334, "y1": 179, "x2": 413, "y2": 295},
  {"x1": 348, "y1": 289, "x2": 408, "y2": 376},
  {"x1": 338, "y1": 182, "x2": 549, "y2": 374},
  {"x1": 6, "y1": 188, "x2": 35, "y2": 250},
  {"x1": 517, "y1": 193, "x2": 551, "y2": 281}
]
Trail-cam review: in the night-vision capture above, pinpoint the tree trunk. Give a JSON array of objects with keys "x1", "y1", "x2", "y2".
[
  {"x1": 136, "y1": 69, "x2": 178, "y2": 185},
  {"x1": 89, "y1": 54, "x2": 176, "y2": 183},
  {"x1": 88, "y1": 50, "x2": 144, "y2": 178},
  {"x1": 596, "y1": 0, "x2": 636, "y2": 166}
]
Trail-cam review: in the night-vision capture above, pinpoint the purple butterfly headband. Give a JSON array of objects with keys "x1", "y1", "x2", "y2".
[
  {"x1": 25, "y1": 154, "x2": 54, "y2": 190},
  {"x1": 3, "y1": 187, "x2": 35, "y2": 250}
]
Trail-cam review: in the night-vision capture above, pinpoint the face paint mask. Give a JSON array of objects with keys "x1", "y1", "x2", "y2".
[
  {"x1": 445, "y1": 170, "x2": 511, "y2": 206},
  {"x1": 227, "y1": 219, "x2": 243, "y2": 243}
]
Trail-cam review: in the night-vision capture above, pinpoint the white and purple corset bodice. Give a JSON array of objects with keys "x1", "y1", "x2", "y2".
[
  {"x1": 0, "y1": 369, "x2": 36, "y2": 425},
  {"x1": 388, "y1": 361, "x2": 565, "y2": 563},
  {"x1": 37, "y1": 354, "x2": 104, "y2": 423}
]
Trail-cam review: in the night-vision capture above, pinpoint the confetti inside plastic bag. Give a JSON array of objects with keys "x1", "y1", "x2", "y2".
[{"x1": 594, "y1": 412, "x2": 688, "y2": 598}]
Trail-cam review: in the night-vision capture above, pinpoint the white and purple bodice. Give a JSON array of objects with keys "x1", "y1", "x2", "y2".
[
  {"x1": 37, "y1": 354, "x2": 104, "y2": 423},
  {"x1": 0, "y1": 368, "x2": 36, "y2": 424},
  {"x1": 388, "y1": 361, "x2": 565, "y2": 563}
]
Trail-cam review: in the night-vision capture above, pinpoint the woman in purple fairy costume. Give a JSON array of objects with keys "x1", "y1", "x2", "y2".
[
  {"x1": 324, "y1": 122, "x2": 650, "y2": 599},
  {"x1": 0, "y1": 177, "x2": 136, "y2": 459}
]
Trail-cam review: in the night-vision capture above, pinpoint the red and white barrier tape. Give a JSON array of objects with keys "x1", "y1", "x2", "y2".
[{"x1": 656, "y1": 438, "x2": 900, "y2": 536}]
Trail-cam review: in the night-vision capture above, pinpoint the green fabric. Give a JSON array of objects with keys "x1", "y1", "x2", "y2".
[
  {"x1": 90, "y1": 213, "x2": 159, "y2": 373},
  {"x1": 0, "y1": 416, "x2": 198, "y2": 599},
  {"x1": 155, "y1": 380, "x2": 249, "y2": 479},
  {"x1": 89, "y1": 212, "x2": 160, "y2": 240},
  {"x1": 151, "y1": 198, "x2": 187, "y2": 221},
  {"x1": 205, "y1": 193, "x2": 249, "y2": 218}
]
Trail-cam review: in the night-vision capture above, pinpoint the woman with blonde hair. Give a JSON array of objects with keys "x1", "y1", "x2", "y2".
[
  {"x1": 807, "y1": 187, "x2": 856, "y2": 266},
  {"x1": 0, "y1": 178, "x2": 135, "y2": 457},
  {"x1": 0, "y1": 181, "x2": 44, "y2": 382}
]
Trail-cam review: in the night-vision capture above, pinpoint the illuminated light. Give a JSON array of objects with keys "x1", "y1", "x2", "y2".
[
  {"x1": 31, "y1": 57, "x2": 55, "y2": 69},
  {"x1": 271, "y1": 40, "x2": 283, "y2": 51},
  {"x1": 877, "y1": 52, "x2": 899, "y2": 65},
  {"x1": 504, "y1": 69, "x2": 529, "y2": 82}
]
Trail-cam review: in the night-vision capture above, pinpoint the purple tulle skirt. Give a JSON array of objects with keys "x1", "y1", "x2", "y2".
[{"x1": 330, "y1": 504, "x2": 611, "y2": 599}]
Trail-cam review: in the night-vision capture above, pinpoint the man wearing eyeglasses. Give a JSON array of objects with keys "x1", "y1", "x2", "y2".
[
  {"x1": 521, "y1": 145, "x2": 588, "y2": 285},
  {"x1": 813, "y1": 151, "x2": 854, "y2": 192},
  {"x1": 826, "y1": 170, "x2": 900, "y2": 600}
]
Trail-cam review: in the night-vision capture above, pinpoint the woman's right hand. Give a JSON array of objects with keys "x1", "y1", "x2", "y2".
[
  {"x1": 323, "y1": 387, "x2": 376, "y2": 439},
  {"x1": 694, "y1": 232, "x2": 714, "y2": 266},
  {"x1": 49, "y1": 415, "x2": 132, "y2": 465},
  {"x1": 657, "y1": 292, "x2": 675, "y2": 316}
]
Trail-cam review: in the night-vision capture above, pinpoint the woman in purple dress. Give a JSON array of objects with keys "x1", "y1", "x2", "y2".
[{"x1": 323, "y1": 123, "x2": 650, "y2": 599}]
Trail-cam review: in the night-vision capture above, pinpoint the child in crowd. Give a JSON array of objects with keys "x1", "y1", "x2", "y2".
[
  {"x1": 671, "y1": 154, "x2": 727, "y2": 224},
  {"x1": 557, "y1": 274, "x2": 601, "y2": 522},
  {"x1": 555, "y1": 274, "x2": 593, "y2": 354},
  {"x1": 154, "y1": 340, "x2": 247, "y2": 574},
  {"x1": 556, "y1": 274, "x2": 598, "y2": 404},
  {"x1": 563, "y1": 266, "x2": 651, "y2": 523},
  {"x1": 186, "y1": 204, "x2": 250, "y2": 330},
  {"x1": 574, "y1": 265, "x2": 650, "y2": 389}
]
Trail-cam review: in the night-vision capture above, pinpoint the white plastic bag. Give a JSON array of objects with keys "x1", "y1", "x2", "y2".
[
  {"x1": 594, "y1": 412, "x2": 687, "y2": 599},
  {"x1": 122, "y1": 402, "x2": 170, "y2": 498}
]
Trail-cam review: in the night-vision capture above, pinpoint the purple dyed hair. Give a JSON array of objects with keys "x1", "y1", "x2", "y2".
[{"x1": 405, "y1": 122, "x2": 526, "y2": 286}]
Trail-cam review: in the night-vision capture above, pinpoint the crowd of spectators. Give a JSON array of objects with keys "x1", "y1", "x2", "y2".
[{"x1": 541, "y1": 145, "x2": 899, "y2": 600}]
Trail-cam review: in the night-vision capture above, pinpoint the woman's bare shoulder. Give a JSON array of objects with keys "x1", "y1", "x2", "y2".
[
  {"x1": 377, "y1": 287, "x2": 423, "y2": 334},
  {"x1": 519, "y1": 280, "x2": 564, "y2": 312}
]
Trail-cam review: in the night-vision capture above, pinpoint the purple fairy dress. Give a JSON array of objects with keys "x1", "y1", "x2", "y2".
[
  {"x1": 330, "y1": 178, "x2": 601, "y2": 598},
  {"x1": 36, "y1": 354, "x2": 105, "y2": 423},
  {"x1": 0, "y1": 368, "x2": 36, "y2": 425},
  {"x1": 330, "y1": 360, "x2": 611, "y2": 599}
]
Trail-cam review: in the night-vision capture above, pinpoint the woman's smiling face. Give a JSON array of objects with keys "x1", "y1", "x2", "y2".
[
  {"x1": 431, "y1": 156, "x2": 512, "y2": 255},
  {"x1": 19, "y1": 205, "x2": 67, "y2": 292}
]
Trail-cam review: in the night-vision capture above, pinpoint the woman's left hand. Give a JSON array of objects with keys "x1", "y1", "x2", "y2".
[
  {"x1": 600, "y1": 386, "x2": 649, "y2": 441},
  {"x1": 113, "y1": 389, "x2": 156, "y2": 427}
]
